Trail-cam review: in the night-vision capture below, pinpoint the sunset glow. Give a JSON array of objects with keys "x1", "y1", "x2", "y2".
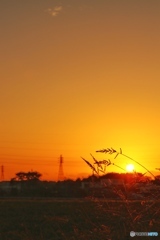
[
  {"x1": 1, "y1": 1, "x2": 160, "y2": 181},
  {"x1": 126, "y1": 164, "x2": 135, "y2": 173}
]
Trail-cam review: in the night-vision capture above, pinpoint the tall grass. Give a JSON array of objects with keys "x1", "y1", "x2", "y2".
[{"x1": 82, "y1": 147, "x2": 160, "y2": 239}]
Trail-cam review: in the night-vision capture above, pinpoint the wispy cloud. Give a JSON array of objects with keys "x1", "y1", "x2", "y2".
[{"x1": 46, "y1": 6, "x2": 62, "y2": 17}]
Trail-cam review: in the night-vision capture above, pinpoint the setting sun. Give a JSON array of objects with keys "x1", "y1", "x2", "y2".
[{"x1": 126, "y1": 164, "x2": 135, "y2": 172}]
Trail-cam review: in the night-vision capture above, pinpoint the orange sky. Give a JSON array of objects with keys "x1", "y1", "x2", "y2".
[{"x1": 1, "y1": 0, "x2": 160, "y2": 181}]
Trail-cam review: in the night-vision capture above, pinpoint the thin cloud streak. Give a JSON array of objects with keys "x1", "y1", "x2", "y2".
[{"x1": 46, "y1": 6, "x2": 62, "y2": 17}]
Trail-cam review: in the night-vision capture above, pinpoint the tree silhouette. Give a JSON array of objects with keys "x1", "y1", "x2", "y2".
[
  {"x1": 12, "y1": 171, "x2": 42, "y2": 181},
  {"x1": 26, "y1": 171, "x2": 42, "y2": 181}
]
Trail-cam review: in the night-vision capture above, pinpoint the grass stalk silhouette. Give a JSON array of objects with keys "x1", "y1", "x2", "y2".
[
  {"x1": 96, "y1": 148, "x2": 156, "y2": 179},
  {"x1": 81, "y1": 147, "x2": 160, "y2": 239}
]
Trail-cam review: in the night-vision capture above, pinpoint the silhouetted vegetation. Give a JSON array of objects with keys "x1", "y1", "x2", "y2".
[
  {"x1": 0, "y1": 170, "x2": 158, "y2": 200},
  {"x1": 81, "y1": 147, "x2": 160, "y2": 239},
  {"x1": 11, "y1": 171, "x2": 42, "y2": 181},
  {"x1": 0, "y1": 150, "x2": 160, "y2": 240}
]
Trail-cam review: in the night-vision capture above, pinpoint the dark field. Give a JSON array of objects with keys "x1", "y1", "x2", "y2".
[{"x1": 0, "y1": 198, "x2": 159, "y2": 240}]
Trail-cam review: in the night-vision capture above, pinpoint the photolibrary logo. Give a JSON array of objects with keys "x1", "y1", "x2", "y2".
[
  {"x1": 130, "y1": 231, "x2": 135, "y2": 237},
  {"x1": 130, "y1": 231, "x2": 158, "y2": 237}
]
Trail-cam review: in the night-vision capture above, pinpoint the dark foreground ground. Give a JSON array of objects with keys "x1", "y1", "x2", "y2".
[{"x1": 0, "y1": 198, "x2": 159, "y2": 240}]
